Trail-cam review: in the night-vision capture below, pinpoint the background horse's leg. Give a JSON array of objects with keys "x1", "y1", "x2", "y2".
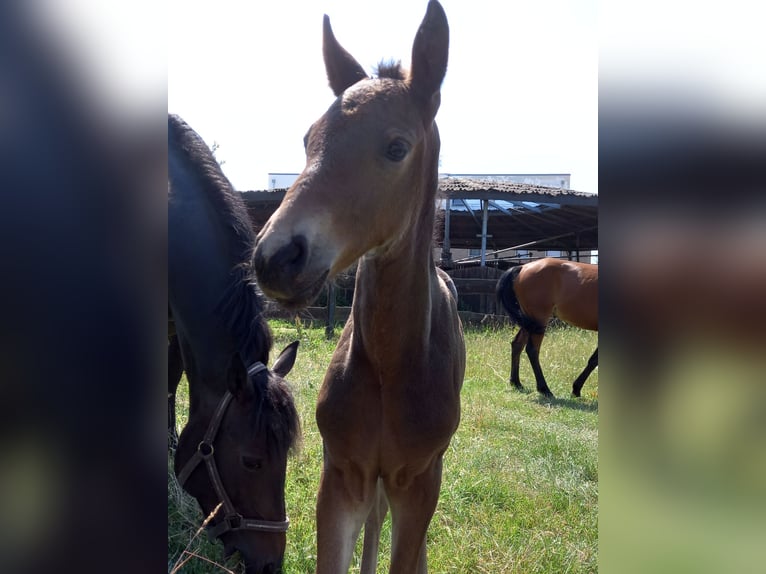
[
  {"x1": 510, "y1": 328, "x2": 529, "y2": 390},
  {"x1": 525, "y1": 332, "x2": 555, "y2": 399},
  {"x1": 168, "y1": 335, "x2": 183, "y2": 449},
  {"x1": 387, "y1": 457, "x2": 442, "y2": 573},
  {"x1": 316, "y1": 458, "x2": 377, "y2": 574},
  {"x1": 360, "y1": 478, "x2": 388, "y2": 574},
  {"x1": 572, "y1": 347, "x2": 598, "y2": 397}
]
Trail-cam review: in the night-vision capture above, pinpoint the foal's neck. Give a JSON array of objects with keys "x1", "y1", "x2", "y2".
[{"x1": 352, "y1": 179, "x2": 439, "y2": 360}]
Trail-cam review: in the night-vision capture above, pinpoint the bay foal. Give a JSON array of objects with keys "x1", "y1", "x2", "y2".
[{"x1": 252, "y1": 2, "x2": 464, "y2": 572}]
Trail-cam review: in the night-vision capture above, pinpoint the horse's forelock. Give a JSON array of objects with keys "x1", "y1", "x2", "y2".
[{"x1": 250, "y1": 374, "x2": 301, "y2": 458}]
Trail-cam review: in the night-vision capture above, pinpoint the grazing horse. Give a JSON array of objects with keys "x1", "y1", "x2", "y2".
[
  {"x1": 251, "y1": 2, "x2": 464, "y2": 572},
  {"x1": 496, "y1": 257, "x2": 598, "y2": 399},
  {"x1": 168, "y1": 114, "x2": 301, "y2": 574}
]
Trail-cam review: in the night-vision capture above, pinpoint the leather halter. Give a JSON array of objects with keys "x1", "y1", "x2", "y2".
[{"x1": 176, "y1": 361, "x2": 290, "y2": 538}]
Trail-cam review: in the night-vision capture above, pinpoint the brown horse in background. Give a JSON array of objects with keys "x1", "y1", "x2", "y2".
[
  {"x1": 251, "y1": 2, "x2": 464, "y2": 572},
  {"x1": 497, "y1": 258, "x2": 598, "y2": 399}
]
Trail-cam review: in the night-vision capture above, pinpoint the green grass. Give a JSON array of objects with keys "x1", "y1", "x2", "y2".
[{"x1": 168, "y1": 320, "x2": 598, "y2": 573}]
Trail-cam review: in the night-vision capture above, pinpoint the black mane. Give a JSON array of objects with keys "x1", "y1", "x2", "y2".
[
  {"x1": 168, "y1": 114, "x2": 254, "y2": 263},
  {"x1": 168, "y1": 114, "x2": 272, "y2": 369}
]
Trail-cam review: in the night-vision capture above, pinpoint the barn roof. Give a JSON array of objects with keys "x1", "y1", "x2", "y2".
[
  {"x1": 436, "y1": 177, "x2": 598, "y2": 256},
  {"x1": 241, "y1": 177, "x2": 598, "y2": 257},
  {"x1": 438, "y1": 177, "x2": 594, "y2": 202}
]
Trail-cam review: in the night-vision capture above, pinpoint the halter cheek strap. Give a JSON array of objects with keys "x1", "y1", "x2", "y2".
[
  {"x1": 247, "y1": 361, "x2": 268, "y2": 377},
  {"x1": 175, "y1": 361, "x2": 290, "y2": 537}
]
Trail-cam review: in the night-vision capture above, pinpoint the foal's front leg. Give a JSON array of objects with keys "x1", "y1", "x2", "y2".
[
  {"x1": 386, "y1": 456, "x2": 444, "y2": 574},
  {"x1": 360, "y1": 478, "x2": 388, "y2": 574},
  {"x1": 315, "y1": 453, "x2": 378, "y2": 574}
]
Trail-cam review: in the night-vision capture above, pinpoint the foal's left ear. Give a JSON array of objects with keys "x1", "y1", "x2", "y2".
[{"x1": 409, "y1": 0, "x2": 449, "y2": 120}]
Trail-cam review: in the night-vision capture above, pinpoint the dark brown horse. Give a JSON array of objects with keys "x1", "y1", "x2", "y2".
[
  {"x1": 251, "y1": 2, "x2": 464, "y2": 572},
  {"x1": 497, "y1": 257, "x2": 598, "y2": 399},
  {"x1": 169, "y1": 114, "x2": 300, "y2": 574}
]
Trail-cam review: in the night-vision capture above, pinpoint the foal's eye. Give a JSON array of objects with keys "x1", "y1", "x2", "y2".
[
  {"x1": 241, "y1": 455, "x2": 263, "y2": 471},
  {"x1": 385, "y1": 138, "x2": 409, "y2": 162}
]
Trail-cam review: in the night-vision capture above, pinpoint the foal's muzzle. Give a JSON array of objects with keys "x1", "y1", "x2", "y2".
[{"x1": 252, "y1": 234, "x2": 328, "y2": 309}]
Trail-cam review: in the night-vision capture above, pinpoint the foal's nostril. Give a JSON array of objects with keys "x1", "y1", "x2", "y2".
[{"x1": 272, "y1": 235, "x2": 308, "y2": 273}]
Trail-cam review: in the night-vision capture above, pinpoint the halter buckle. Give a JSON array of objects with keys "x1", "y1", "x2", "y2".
[{"x1": 197, "y1": 440, "x2": 214, "y2": 458}]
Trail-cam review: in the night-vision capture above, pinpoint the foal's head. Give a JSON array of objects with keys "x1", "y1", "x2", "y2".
[{"x1": 253, "y1": 1, "x2": 449, "y2": 309}]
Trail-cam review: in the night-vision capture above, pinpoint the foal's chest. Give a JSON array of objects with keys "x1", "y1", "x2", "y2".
[{"x1": 317, "y1": 345, "x2": 460, "y2": 463}]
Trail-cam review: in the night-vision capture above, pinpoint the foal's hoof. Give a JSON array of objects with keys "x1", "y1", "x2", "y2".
[
  {"x1": 540, "y1": 390, "x2": 556, "y2": 400},
  {"x1": 572, "y1": 389, "x2": 582, "y2": 398}
]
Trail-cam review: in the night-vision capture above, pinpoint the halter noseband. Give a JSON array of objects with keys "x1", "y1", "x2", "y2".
[{"x1": 175, "y1": 361, "x2": 290, "y2": 538}]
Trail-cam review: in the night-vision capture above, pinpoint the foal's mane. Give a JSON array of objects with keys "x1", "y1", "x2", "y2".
[{"x1": 375, "y1": 60, "x2": 405, "y2": 80}]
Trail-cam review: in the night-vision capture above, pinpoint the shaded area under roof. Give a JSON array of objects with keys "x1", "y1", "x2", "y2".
[
  {"x1": 241, "y1": 177, "x2": 598, "y2": 256},
  {"x1": 437, "y1": 178, "x2": 598, "y2": 254}
]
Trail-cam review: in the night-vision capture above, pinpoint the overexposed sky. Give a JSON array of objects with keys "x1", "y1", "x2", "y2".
[{"x1": 168, "y1": 0, "x2": 598, "y2": 192}]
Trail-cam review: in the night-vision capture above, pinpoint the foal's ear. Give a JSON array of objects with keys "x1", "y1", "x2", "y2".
[
  {"x1": 272, "y1": 340, "x2": 300, "y2": 378},
  {"x1": 409, "y1": 0, "x2": 449, "y2": 120},
  {"x1": 323, "y1": 14, "x2": 368, "y2": 96},
  {"x1": 227, "y1": 355, "x2": 254, "y2": 404}
]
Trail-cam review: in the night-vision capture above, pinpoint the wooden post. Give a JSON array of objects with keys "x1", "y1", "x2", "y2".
[
  {"x1": 441, "y1": 198, "x2": 452, "y2": 266},
  {"x1": 575, "y1": 233, "x2": 581, "y2": 262},
  {"x1": 480, "y1": 199, "x2": 489, "y2": 267}
]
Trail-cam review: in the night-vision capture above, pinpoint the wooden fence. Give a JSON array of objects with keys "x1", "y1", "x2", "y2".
[{"x1": 264, "y1": 265, "x2": 510, "y2": 333}]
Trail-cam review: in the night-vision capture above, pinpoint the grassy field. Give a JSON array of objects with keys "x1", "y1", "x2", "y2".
[{"x1": 168, "y1": 319, "x2": 598, "y2": 573}]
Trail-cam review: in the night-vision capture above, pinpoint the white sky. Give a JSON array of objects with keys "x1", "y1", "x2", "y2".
[{"x1": 168, "y1": 0, "x2": 598, "y2": 193}]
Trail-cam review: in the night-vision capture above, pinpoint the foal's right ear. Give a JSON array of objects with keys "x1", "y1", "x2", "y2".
[
  {"x1": 323, "y1": 15, "x2": 368, "y2": 96},
  {"x1": 272, "y1": 340, "x2": 300, "y2": 378}
]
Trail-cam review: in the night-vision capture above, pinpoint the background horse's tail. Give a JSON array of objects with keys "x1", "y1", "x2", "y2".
[{"x1": 496, "y1": 266, "x2": 546, "y2": 334}]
